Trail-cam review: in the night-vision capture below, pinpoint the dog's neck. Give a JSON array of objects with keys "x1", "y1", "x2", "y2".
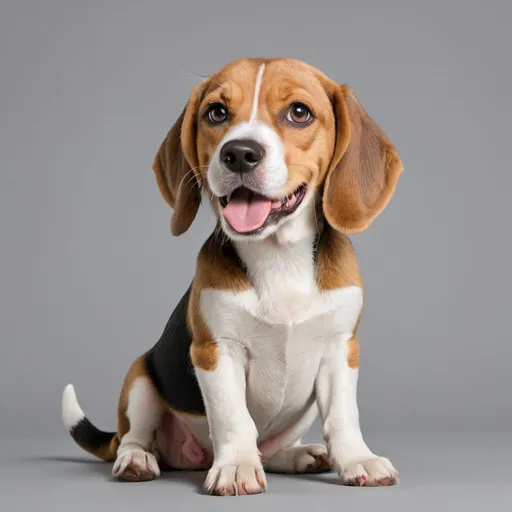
[{"x1": 231, "y1": 203, "x2": 322, "y2": 322}]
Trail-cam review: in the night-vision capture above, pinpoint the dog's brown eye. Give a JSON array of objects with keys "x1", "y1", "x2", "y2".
[
  {"x1": 206, "y1": 103, "x2": 229, "y2": 124},
  {"x1": 286, "y1": 103, "x2": 313, "y2": 125}
]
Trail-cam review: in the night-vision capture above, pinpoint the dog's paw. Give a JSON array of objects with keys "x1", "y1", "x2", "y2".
[
  {"x1": 112, "y1": 449, "x2": 160, "y2": 482},
  {"x1": 293, "y1": 444, "x2": 331, "y2": 473},
  {"x1": 204, "y1": 463, "x2": 267, "y2": 496},
  {"x1": 265, "y1": 444, "x2": 331, "y2": 474},
  {"x1": 340, "y1": 456, "x2": 398, "y2": 487}
]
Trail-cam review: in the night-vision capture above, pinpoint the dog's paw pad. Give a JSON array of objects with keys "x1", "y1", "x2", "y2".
[{"x1": 112, "y1": 449, "x2": 160, "y2": 482}]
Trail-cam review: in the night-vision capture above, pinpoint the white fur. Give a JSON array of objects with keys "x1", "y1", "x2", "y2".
[
  {"x1": 315, "y1": 340, "x2": 399, "y2": 484},
  {"x1": 207, "y1": 120, "x2": 288, "y2": 201},
  {"x1": 112, "y1": 376, "x2": 163, "y2": 479},
  {"x1": 112, "y1": 448, "x2": 160, "y2": 480},
  {"x1": 250, "y1": 64, "x2": 265, "y2": 121},
  {"x1": 195, "y1": 346, "x2": 267, "y2": 494},
  {"x1": 61, "y1": 384, "x2": 85, "y2": 429},
  {"x1": 199, "y1": 264, "x2": 364, "y2": 442}
]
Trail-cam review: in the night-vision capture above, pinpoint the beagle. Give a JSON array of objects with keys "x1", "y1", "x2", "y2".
[{"x1": 61, "y1": 57, "x2": 403, "y2": 495}]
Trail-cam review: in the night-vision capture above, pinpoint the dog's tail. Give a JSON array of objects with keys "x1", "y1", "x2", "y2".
[{"x1": 61, "y1": 384, "x2": 119, "y2": 462}]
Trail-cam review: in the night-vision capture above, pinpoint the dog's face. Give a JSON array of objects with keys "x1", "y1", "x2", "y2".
[{"x1": 152, "y1": 58, "x2": 403, "y2": 240}]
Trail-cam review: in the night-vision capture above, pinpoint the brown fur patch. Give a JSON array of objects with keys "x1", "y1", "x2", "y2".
[
  {"x1": 190, "y1": 339, "x2": 218, "y2": 371},
  {"x1": 347, "y1": 337, "x2": 360, "y2": 369},
  {"x1": 315, "y1": 225, "x2": 362, "y2": 291},
  {"x1": 88, "y1": 432, "x2": 120, "y2": 462},
  {"x1": 194, "y1": 227, "x2": 252, "y2": 293},
  {"x1": 188, "y1": 229, "x2": 252, "y2": 371},
  {"x1": 322, "y1": 84, "x2": 403, "y2": 234},
  {"x1": 316, "y1": 227, "x2": 363, "y2": 369},
  {"x1": 152, "y1": 92, "x2": 204, "y2": 236},
  {"x1": 116, "y1": 355, "x2": 149, "y2": 441}
]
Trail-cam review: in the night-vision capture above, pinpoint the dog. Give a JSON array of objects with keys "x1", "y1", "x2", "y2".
[{"x1": 61, "y1": 57, "x2": 403, "y2": 496}]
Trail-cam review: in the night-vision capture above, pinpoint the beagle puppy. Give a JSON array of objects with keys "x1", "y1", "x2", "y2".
[{"x1": 61, "y1": 57, "x2": 403, "y2": 495}]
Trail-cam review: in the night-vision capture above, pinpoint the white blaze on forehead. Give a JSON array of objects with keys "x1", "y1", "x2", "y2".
[{"x1": 250, "y1": 64, "x2": 266, "y2": 122}]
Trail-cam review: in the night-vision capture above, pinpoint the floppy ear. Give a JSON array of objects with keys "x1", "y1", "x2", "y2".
[
  {"x1": 322, "y1": 84, "x2": 403, "y2": 234},
  {"x1": 152, "y1": 84, "x2": 205, "y2": 236}
]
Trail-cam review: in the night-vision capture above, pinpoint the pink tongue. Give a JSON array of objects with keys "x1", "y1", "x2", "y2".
[{"x1": 223, "y1": 188, "x2": 272, "y2": 233}]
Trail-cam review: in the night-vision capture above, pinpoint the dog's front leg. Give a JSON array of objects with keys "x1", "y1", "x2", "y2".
[
  {"x1": 195, "y1": 343, "x2": 266, "y2": 496},
  {"x1": 315, "y1": 335, "x2": 398, "y2": 487}
]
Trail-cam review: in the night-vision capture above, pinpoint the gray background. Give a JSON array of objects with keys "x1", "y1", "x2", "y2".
[{"x1": 1, "y1": 0, "x2": 511, "y2": 510}]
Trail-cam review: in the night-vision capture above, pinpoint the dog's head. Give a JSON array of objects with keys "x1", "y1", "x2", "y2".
[{"x1": 152, "y1": 58, "x2": 403, "y2": 241}]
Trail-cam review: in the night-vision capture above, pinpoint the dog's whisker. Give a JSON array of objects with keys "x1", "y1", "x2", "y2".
[
  {"x1": 179, "y1": 63, "x2": 211, "y2": 79},
  {"x1": 184, "y1": 172, "x2": 206, "y2": 189},
  {"x1": 178, "y1": 166, "x2": 210, "y2": 190},
  {"x1": 179, "y1": 166, "x2": 207, "y2": 184}
]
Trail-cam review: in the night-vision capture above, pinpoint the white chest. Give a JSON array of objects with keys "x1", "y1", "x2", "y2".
[{"x1": 199, "y1": 236, "x2": 363, "y2": 437}]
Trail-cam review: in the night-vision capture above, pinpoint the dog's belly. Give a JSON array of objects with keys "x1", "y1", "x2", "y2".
[{"x1": 155, "y1": 411, "x2": 213, "y2": 470}]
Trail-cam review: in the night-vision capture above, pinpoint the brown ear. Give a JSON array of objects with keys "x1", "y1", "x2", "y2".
[
  {"x1": 152, "y1": 84, "x2": 205, "y2": 236},
  {"x1": 322, "y1": 84, "x2": 403, "y2": 234}
]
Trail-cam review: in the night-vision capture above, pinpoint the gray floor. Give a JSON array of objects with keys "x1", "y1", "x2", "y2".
[{"x1": 2, "y1": 433, "x2": 511, "y2": 511}]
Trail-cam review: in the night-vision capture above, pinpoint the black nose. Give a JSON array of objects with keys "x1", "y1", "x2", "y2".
[{"x1": 220, "y1": 139, "x2": 265, "y2": 173}]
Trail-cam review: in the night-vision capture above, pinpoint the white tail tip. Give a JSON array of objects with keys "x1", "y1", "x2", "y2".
[{"x1": 61, "y1": 384, "x2": 85, "y2": 430}]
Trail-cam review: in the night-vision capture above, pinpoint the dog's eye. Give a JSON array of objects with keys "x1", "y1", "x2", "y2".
[
  {"x1": 286, "y1": 103, "x2": 313, "y2": 125},
  {"x1": 205, "y1": 103, "x2": 229, "y2": 125}
]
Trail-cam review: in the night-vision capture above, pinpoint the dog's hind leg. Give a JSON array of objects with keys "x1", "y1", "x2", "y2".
[{"x1": 112, "y1": 356, "x2": 165, "y2": 482}]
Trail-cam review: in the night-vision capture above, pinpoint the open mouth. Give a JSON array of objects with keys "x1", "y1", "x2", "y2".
[{"x1": 219, "y1": 183, "x2": 307, "y2": 234}]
